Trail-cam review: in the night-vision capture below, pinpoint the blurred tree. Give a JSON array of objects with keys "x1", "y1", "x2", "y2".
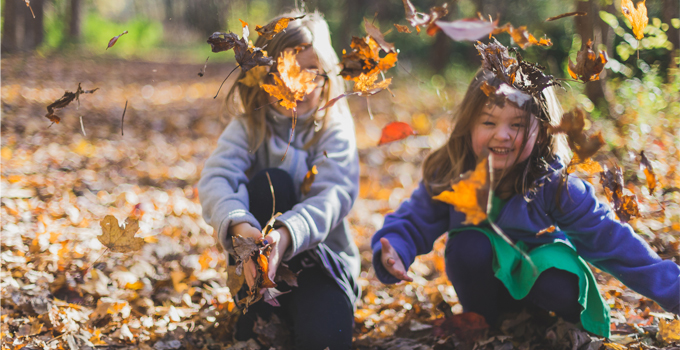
[
  {"x1": 662, "y1": 0, "x2": 679, "y2": 71},
  {"x1": 184, "y1": 0, "x2": 228, "y2": 36},
  {"x1": 2, "y1": 0, "x2": 45, "y2": 53},
  {"x1": 67, "y1": 0, "x2": 82, "y2": 43}
]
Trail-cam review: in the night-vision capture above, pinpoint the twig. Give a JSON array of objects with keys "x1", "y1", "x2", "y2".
[
  {"x1": 214, "y1": 65, "x2": 240, "y2": 99},
  {"x1": 366, "y1": 96, "x2": 374, "y2": 120},
  {"x1": 198, "y1": 56, "x2": 209, "y2": 77},
  {"x1": 120, "y1": 100, "x2": 128, "y2": 136},
  {"x1": 25, "y1": 1, "x2": 35, "y2": 18},
  {"x1": 79, "y1": 116, "x2": 86, "y2": 136},
  {"x1": 254, "y1": 99, "x2": 283, "y2": 111},
  {"x1": 266, "y1": 171, "x2": 275, "y2": 218}
]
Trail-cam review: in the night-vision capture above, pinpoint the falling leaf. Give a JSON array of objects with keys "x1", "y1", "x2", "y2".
[
  {"x1": 621, "y1": 0, "x2": 648, "y2": 40},
  {"x1": 401, "y1": 0, "x2": 449, "y2": 35},
  {"x1": 475, "y1": 39, "x2": 518, "y2": 86},
  {"x1": 45, "y1": 83, "x2": 99, "y2": 123},
  {"x1": 549, "y1": 107, "x2": 605, "y2": 161},
  {"x1": 239, "y1": 19, "x2": 250, "y2": 43},
  {"x1": 198, "y1": 57, "x2": 209, "y2": 77},
  {"x1": 24, "y1": 0, "x2": 35, "y2": 18},
  {"x1": 378, "y1": 122, "x2": 416, "y2": 146},
  {"x1": 433, "y1": 157, "x2": 489, "y2": 225},
  {"x1": 394, "y1": 24, "x2": 412, "y2": 33},
  {"x1": 300, "y1": 165, "x2": 318, "y2": 195},
  {"x1": 107, "y1": 31, "x2": 129, "y2": 50},
  {"x1": 340, "y1": 36, "x2": 398, "y2": 80},
  {"x1": 207, "y1": 32, "x2": 274, "y2": 72},
  {"x1": 568, "y1": 39, "x2": 608, "y2": 83},
  {"x1": 566, "y1": 155, "x2": 603, "y2": 175},
  {"x1": 545, "y1": 11, "x2": 587, "y2": 22},
  {"x1": 658, "y1": 318, "x2": 680, "y2": 343},
  {"x1": 98, "y1": 215, "x2": 144, "y2": 253},
  {"x1": 491, "y1": 23, "x2": 552, "y2": 49},
  {"x1": 536, "y1": 225, "x2": 556, "y2": 237},
  {"x1": 256, "y1": 15, "x2": 306, "y2": 40},
  {"x1": 238, "y1": 65, "x2": 269, "y2": 87},
  {"x1": 261, "y1": 49, "x2": 318, "y2": 110},
  {"x1": 364, "y1": 18, "x2": 396, "y2": 53},
  {"x1": 600, "y1": 165, "x2": 640, "y2": 223},
  {"x1": 435, "y1": 17, "x2": 499, "y2": 42},
  {"x1": 640, "y1": 151, "x2": 657, "y2": 194}
]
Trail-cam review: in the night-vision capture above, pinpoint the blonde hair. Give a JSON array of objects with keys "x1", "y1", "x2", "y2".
[
  {"x1": 223, "y1": 11, "x2": 348, "y2": 151},
  {"x1": 422, "y1": 69, "x2": 570, "y2": 199}
]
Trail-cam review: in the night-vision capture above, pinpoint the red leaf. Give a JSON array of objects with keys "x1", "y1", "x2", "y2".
[
  {"x1": 107, "y1": 31, "x2": 128, "y2": 50},
  {"x1": 378, "y1": 122, "x2": 416, "y2": 145}
]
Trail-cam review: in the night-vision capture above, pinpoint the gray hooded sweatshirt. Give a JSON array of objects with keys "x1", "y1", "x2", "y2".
[{"x1": 198, "y1": 106, "x2": 360, "y2": 304}]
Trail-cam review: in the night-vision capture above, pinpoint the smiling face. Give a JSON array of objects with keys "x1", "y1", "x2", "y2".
[
  {"x1": 268, "y1": 47, "x2": 326, "y2": 117},
  {"x1": 471, "y1": 103, "x2": 539, "y2": 170}
]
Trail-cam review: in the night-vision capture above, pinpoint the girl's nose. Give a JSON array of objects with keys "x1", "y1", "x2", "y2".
[{"x1": 493, "y1": 126, "x2": 513, "y2": 141}]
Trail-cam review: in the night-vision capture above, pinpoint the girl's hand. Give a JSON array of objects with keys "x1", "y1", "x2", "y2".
[
  {"x1": 380, "y1": 238, "x2": 413, "y2": 282},
  {"x1": 263, "y1": 225, "x2": 291, "y2": 286},
  {"x1": 228, "y1": 223, "x2": 262, "y2": 289}
]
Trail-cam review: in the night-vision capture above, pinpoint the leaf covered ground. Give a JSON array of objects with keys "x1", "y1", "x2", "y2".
[{"x1": 2, "y1": 54, "x2": 680, "y2": 350}]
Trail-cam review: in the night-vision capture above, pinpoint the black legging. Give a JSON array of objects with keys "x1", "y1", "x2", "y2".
[{"x1": 235, "y1": 168, "x2": 354, "y2": 350}]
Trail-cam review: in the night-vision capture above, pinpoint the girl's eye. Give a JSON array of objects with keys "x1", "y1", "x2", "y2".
[
  {"x1": 512, "y1": 123, "x2": 526, "y2": 128},
  {"x1": 482, "y1": 121, "x2": 495, "y2": 126}
]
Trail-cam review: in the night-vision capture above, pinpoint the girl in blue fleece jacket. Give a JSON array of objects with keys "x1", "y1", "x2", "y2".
[{"x1": 372, "y1": 68, "x2": 680, "y2": 337}]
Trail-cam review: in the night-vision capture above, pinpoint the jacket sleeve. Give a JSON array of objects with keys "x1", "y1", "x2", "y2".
[
  {"x1": 544, "y1": 175, "x2": 680, "y2": 314},
  {"x1": 275, "y1": 115, "x2": 360, "y2": 260},
  {"x1": 371, "y1": 181, "x2": 450, "y2": 284},
  {"x1": 198, "y1": 119, "x2": 260, "y2": 254}
]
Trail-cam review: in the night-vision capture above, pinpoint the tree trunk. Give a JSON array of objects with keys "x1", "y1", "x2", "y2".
[
  {"x1": 2, "y1": 0, "x2": 19, "y2": 53},
  {"x1": 662, "y1": 0, "x2": 679, "y2": 73},
  {"x1": 68, "y1": 0, "x2": 82, "y2": 43},
  {"x1": 24, "y1": 0, "x2": 45, "y2": 50}
]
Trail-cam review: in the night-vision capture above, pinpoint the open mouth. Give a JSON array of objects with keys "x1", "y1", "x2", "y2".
[{"x1": 489, "y1": 147, "x2": 513, "y2": 155}]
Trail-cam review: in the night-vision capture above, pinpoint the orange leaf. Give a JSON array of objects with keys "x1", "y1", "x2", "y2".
[
  {"x1": 378, "y1": 122, "x2": 416, "y2": 146},
  {"x1": 536, "y1": 225, "x2": 556, "y2": 237},
  {"x1": 640, "y1": 151, "x2": 657, "y2": 195},
  {"x1": 566, "y1": 156, "x2": 603, "y2": 175},
  {"x1": 256, "y1": 253, "x2": 277, "y2": 289},
  {"x1": 261, "y1": 49, "x2": 318, "y2": 110},
  {"x1": 300, "y1": 165, "x2": 318, "y2": 195},
  {"x1": 433, "y1": 157, "x2": 490, "y2": 225},
  {"x1": 491, "y1": 23, "x2": 552, "y2": 49},
  {"x1": 480, "y1": 81, "x2": 497, "y2": 96},
  {"x1": 394, "y1": 23, "x2": 412, "y2": 33},
  {"x1": 549, "y1": 107, "x2": 605, "y2": 161},
  {"x1": 340, "y1": 36, "x2": 398, "y2": 80},
  {"x1": 256, "y1": 15, "x2": 305, "y2": 40},
  {"x1": 568, "y1": 39, "x2": 608, "y2": 83},
  {"x1": 198, "y1": 249, "x2": 213, "y2": 271},
  {"x1": 621, "y1": 0, "x2": 648, "y2": 40}
]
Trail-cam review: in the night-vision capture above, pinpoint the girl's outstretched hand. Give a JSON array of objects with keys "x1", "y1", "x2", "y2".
[
  {"x1": 229, "y1": 222, "x2": 262, "y2": 289},
  {"x1": 380, "y1": 238, "x2": 413, "y2": 282}
]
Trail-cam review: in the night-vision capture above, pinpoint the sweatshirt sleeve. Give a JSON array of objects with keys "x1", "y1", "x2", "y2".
[
  {"x1": 371, "y1": 181, "x2": 450, "y2": 284},
  {"x1": 198, "y1": 119, "x2": 260, "y2": 255},
  {"x1": 275, "y1": 115, "x2": 360, "y2": 260},
  {"x1": 544, "y1": 175, "x2": 680, "y2": 314}
]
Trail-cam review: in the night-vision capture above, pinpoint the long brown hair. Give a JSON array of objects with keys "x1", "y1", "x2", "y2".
[
  {"x1": 422, "y1": 69, "x2": 569, "y2": 199},
  {"x1": 223, "y1": 11, "x2": 348, "y2": 152}
]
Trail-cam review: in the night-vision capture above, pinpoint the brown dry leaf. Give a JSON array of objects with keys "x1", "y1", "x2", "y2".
[
  {"x1": 568, "y1": 39, "x2": 608, "y2": 83},
  {"x1": 433, "y1": 157, "x2": 490, "y2": 225},
  {"x1": 475, "y1": 39, "x2": 518, "y2": 86},
  {"x1": 600, "y1": 165, "x2": 640, "y2": 223},
  {"x1": 401, "y1": 0, "x2": 449, "y2": 35},
  {"x1": 549, "y1": 107, "x2": 605, "y2": 161},
  {"x1": 274, "y1": 264, "x2": 299, "y2": 287},
  {"x1": 639, "y1": 151, "x2": 657, "y2": 194},
  {"x1": 238, "y1": 65, "x2": 269, "y2": 87},
  {"x1": 364, "y1": 18, "x2": 396, "y2": 53},
  {"x1": 300, "y1": 165, "x2": 318, "y2": 196},
  {"x1": 207, "y1": 32, "x2": 273, "y2": 72},
  {"x1": 45, "y1": 83, "x2": 99, "y2": 123},
  {"x1": 536, "y1": 225, "x2": 556, "y2": 237},
  {"x1": 232, "y1": 235, "x2": 260, "y2": 266},
  {"x1": 340, "y1": 36, "x2": 398, "y2": 80},
  {"x1": 394, "y1": 24, "x2": 412, "y2": 33},
  {"x1": 621, "y1": 0, "x2": 648, "y2": 40},
  {"x1": 480, "y1": 81, "x2": 497, "y2": 96},
  {"x1": 261, "y1": 49, "x2": 318, "y2": 110},
  {"x1": 256, "y1": 15, "x2": 305, "y2": 40},
  {"x1": 491, "y1": 23, "x2": 552, "y2": 49},
  {"x1": 658, "y1": 318, "x2": 680, "y2": 343},
  {"x1": 227, "y1": 265, "x2": 246, "y2": 298},
  {"x1": 107, "y1": 30, "x2": 128, "y2": 50},
  {"x1": 545, "y1": 11, "x2": 587, "y2": 22},
  {"x1": 98, "y1": 215, "x2": 144, "y2": 253}
]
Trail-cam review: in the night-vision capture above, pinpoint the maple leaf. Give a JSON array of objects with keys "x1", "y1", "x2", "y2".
[
  {"x1": 300, "y1": 165, "x2": 318, "y2": 195},
  {"x1": 394, "y1": 24, "x2": 412, "y2": 33},
  {"x1": 256, "y1": 15, "x2": 306, "y2": 40},
  {"x1": 621, "y1": 0, "x2": 648, "y2": 40},
  {"x1": 261, "y1": 49, "x2": 318, "y2": 110},
  {"x1": 639, "y1": 151, "x2": 657, "y2": 194},
  {"x1": 433, "y1": 157, "x2": 490, "y2": 225},
  {"x1": 107, "y1": 31, "x2": 128, "y2": 50},
  {"x1": 98, "y1": 215, "x2": 144, "y2": 253},
  {"x1": 545, "y1": 11, "x2": 587, "y2": 22},
  {"x1": 319, "y1": 72, "x2": 392, "y2": 111},
  {"x1": 568, "y1": 39, "x2": 608, "y2": 83},
  {"x1": 491, "y1": 23, "x2": 552, "y2": 49},
  {"x1": 435, "y1": 17, "x2": 499, "y2": 42},
  {"x1": 549, "y1": 107, "x2": 605, "y2": 161},
  {"x1": 600, "y1": 165, "x2": 640, "y2": 223},
  {"x1": 340, "y1": 36, "x2": 398, "y2": 80},
  {"x1": 378, "y1": 122, "x2": 416, "y2": 146},
  {"x1": 45, "y1": 83, "x2": 99, "y2": 123}
]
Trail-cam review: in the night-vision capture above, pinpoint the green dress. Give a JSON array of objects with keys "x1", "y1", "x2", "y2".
[{"x1": 448, "y1": 196, "x2": 611, "y2": 338}]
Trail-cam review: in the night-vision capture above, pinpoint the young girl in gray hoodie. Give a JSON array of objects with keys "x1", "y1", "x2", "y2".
[{"x1": 198, "y1": 11, "x2": 359, "y2": 350}]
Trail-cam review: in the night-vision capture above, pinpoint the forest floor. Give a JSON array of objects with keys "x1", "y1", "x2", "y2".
[{"x1": 2, "y1": 54, "x2": 679, "y2": 350}]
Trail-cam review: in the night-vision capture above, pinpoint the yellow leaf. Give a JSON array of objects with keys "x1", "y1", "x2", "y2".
[
  {"x1": 659, "y1": 318, "x2": 680, "y2": 343},
  {"x1": 238, "y1": 65, "x2": 269, "y2": 87},
  {"x1": 433, "y1": 158, "x2": 489, "y2": 225},
  {"x1": 261, "y1": 49, "x2": 318, "y2": 110},
  {"x1": 198, "y1": 249, "x2": 213, "y2": 271},
  {"x1": 300, "y1": 165, "x2": 318, "y2": 195},
  {"x1": 354, "y1": 72, "x2": 391, "y2": 93},
  {"x1": 621, "y1": 0, "x2": 648, "y2": 40},
  {"x1": 124, "y1": 281, "x2": 144, "y2": 290},
  {"x1": 98, "y1": 215, "x2": 144, "y2": 253}
]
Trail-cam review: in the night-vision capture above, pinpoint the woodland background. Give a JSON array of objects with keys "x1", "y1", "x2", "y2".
[{"x1": 1, "y1": 0, "x2": 680, "y2": 349}]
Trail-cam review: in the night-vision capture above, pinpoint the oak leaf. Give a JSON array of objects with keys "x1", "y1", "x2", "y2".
[
  {"x1": 261, "y1": 49, "x2": 318, "y2": 110},
  {"x1": 491, "y1": 23, "x2": 552, "y2": 49},
  {"x1": 98, "y1": 215, "x2": 144, "y2": 253},
  {"x1": 107, "y1": 31, "x2": 128, "y2": 50},
  {"x1": 433, "y1": 157, "x2": 490, "y2": 225},
  {"x1": 256, "y1": 15, "x2": 305, "y2": 40},
  {"x1": 568, "y1": 39, "x2": 608, "y2": 83},
  {"x1": 300, "y1": 165, "x2": 318, "y2": 195},
  {"x1": 378, "y1": 122, "x2": 416, "y2": 146},
  {"x1": 621, "y1": 0, "x2": 648, "y2": 40}
]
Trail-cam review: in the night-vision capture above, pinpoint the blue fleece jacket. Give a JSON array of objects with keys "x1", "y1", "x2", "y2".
[{"x1": 372, "y1": 160, "x2": 680, "y2": 315}]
